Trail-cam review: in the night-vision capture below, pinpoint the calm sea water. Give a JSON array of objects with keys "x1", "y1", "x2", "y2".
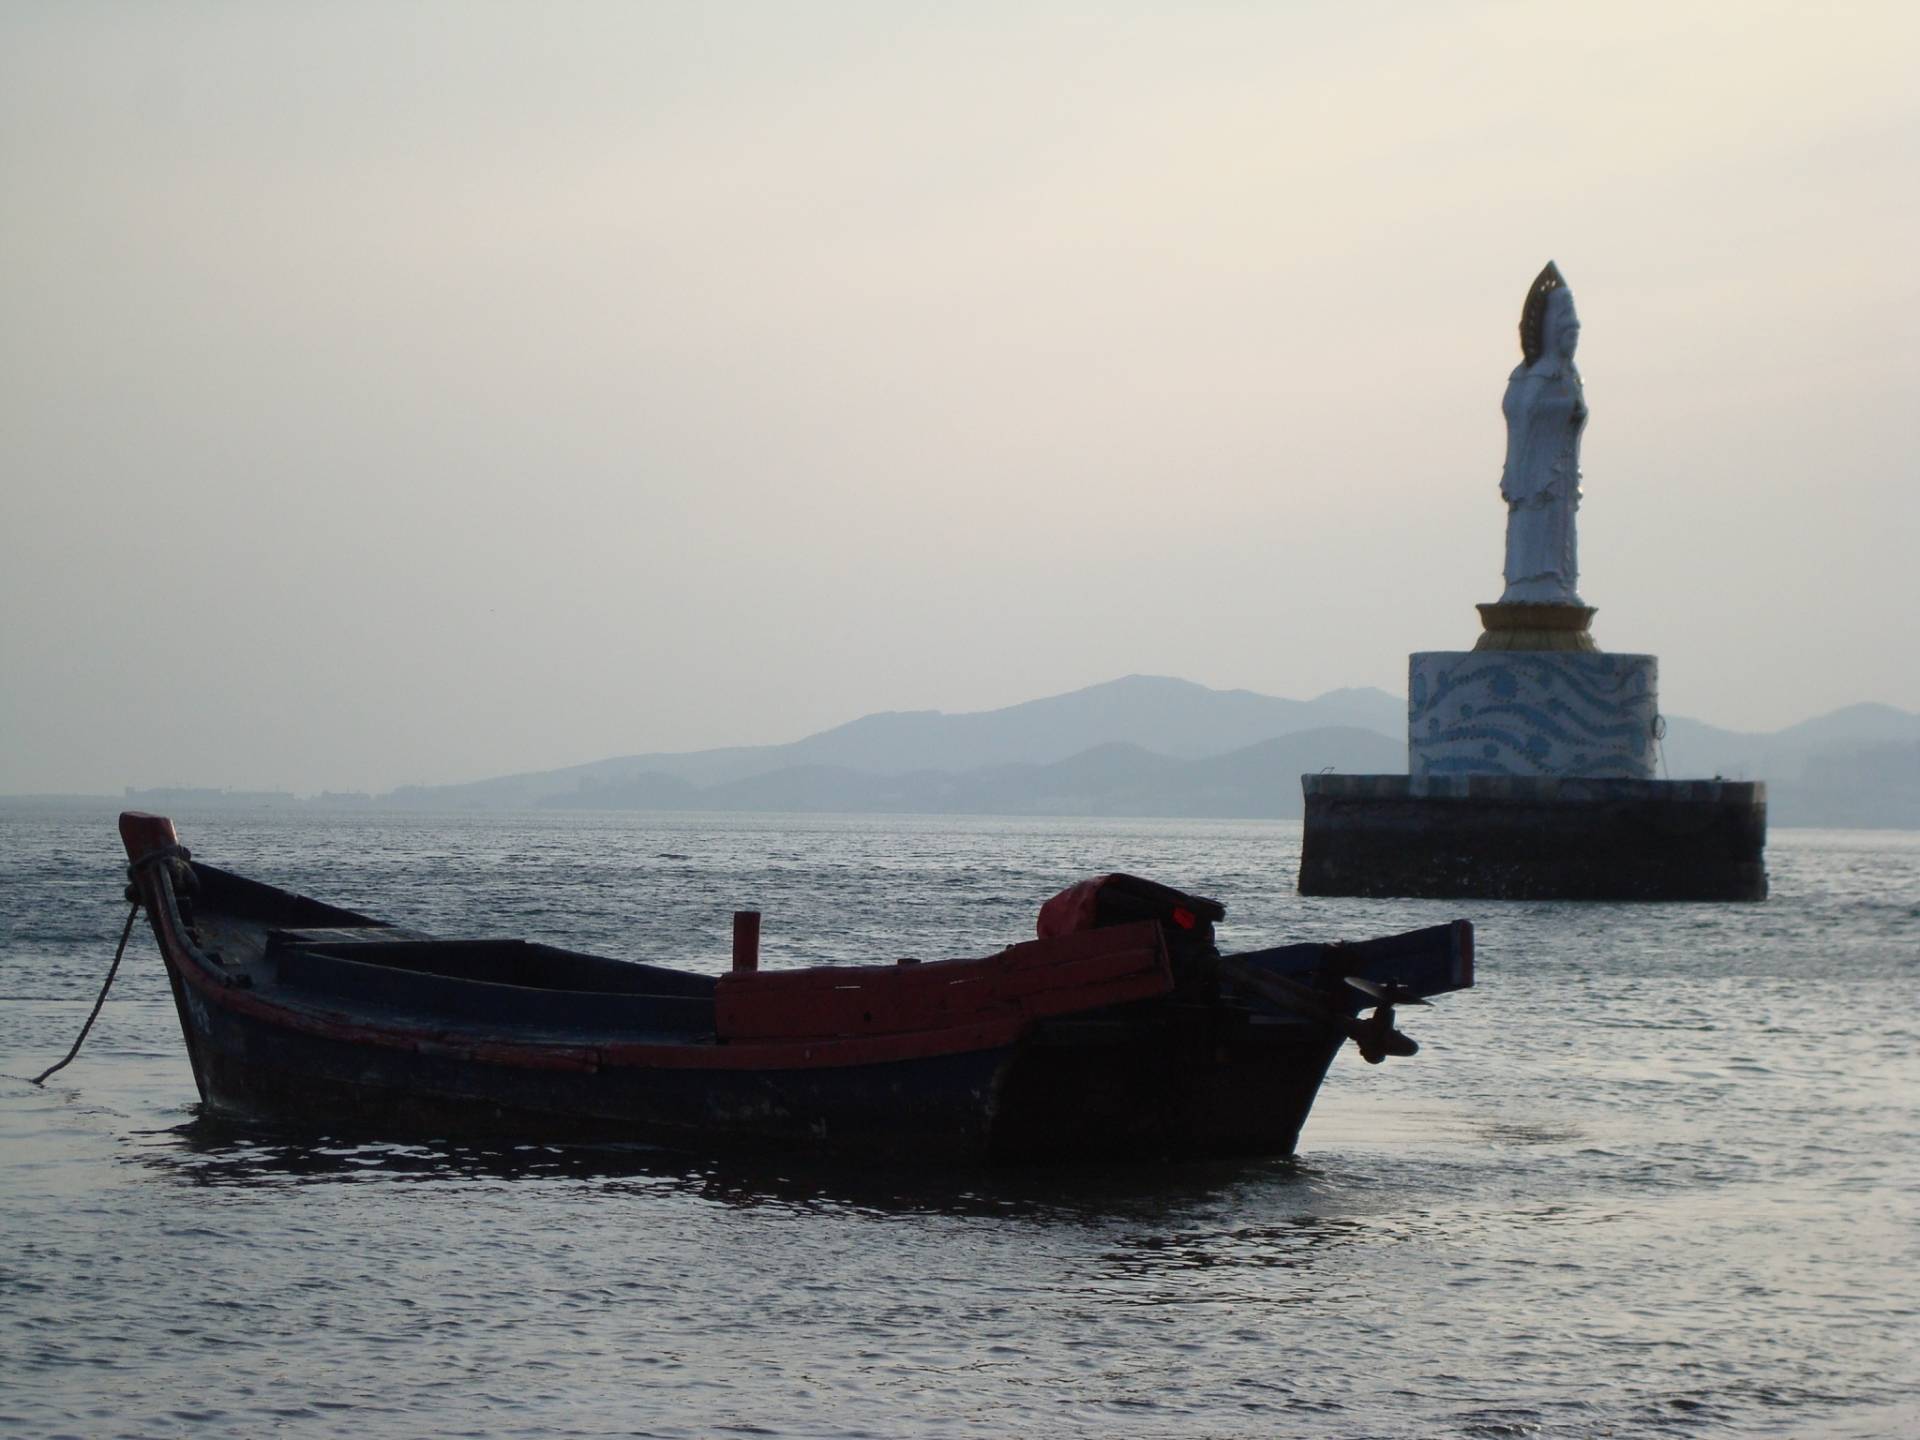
[{"x1": 2, "y1": 806, "x2": 1916, "y2": 1440}]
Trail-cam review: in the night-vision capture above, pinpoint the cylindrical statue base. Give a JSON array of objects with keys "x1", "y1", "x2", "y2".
[{"x1": 1409, "y1": 650, "x2": 1659, "y2": 780}]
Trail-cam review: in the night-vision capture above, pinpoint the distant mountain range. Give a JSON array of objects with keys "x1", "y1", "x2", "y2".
[
  {"x1": 369, "y1": 676, "x2": 1404, "y2": 811},
  {"x1": 1660, "y1": 703, "x2": 1920, "y2": 828},
  {"x1": 320, "y1": 675, "x2": 1915, "y2": 828},
  {"x1": 51, "y1": 676, "x2": 1909, "y2": 827}
]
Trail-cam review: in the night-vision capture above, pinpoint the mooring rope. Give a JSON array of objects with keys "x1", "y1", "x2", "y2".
[{"x1": 29, "y1": 900, "x2": 141, "y2": 1087}]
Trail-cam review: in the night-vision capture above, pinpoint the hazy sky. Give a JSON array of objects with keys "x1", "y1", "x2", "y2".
[{"x1": 4, "y1": 2, "x2": 1916, "y2": 795}]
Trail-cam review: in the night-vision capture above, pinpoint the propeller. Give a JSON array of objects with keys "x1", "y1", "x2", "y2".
[
  {"x1": 1213, "y1": 958, "x2": 1437, "y2": 1066},
  {"x1": 1344, "y1": 975, "x2": 1429, "y2": 1064}
]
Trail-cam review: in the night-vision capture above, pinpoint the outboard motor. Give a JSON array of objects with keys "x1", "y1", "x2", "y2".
[{"x1": 1037, "y1": 873, "x2": 1225, "y2": 957}]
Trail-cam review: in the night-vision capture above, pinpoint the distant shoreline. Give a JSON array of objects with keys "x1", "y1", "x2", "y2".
[{"x1": 5, "y1": 793, "x2": 1915, "y2": 833}]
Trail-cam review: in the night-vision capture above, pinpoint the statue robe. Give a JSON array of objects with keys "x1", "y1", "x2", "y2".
[{"x1": 1498, "y1": 359, "x2": 1587, "y2": 605}]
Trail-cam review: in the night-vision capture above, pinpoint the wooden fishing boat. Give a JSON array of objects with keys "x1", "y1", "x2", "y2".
[{"x1": 118, "y1": 812, "x2": 1473, "y2": 1162}]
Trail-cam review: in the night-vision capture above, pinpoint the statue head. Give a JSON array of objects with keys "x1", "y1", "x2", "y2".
[
  {"x1": 1542, "y1": 286, "x2": 1580, "y2": 363},
  {"x1": 1518, "y1": 261, "x2": 1578, "y2": 366}
]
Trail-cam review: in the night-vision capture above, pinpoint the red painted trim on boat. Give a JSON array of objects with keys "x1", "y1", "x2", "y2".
[{"x1": 712, "y1": 923, "x2": 1170, "y2": 1042}]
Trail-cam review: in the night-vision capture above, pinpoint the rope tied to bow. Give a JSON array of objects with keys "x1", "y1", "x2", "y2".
[
  {"x1": 29, "y1": 903, "x2": 140, "y2": 1086},
  {"x1": 28, "y1": 845, "x2": 187, "y2": 1088}
]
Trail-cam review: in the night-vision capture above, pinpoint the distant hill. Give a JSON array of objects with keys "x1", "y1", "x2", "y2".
[
  {"x1": 388, "y1": 676, "x2": 1409, "y2": 811},
  {"x1": 771, "y1": 678, "x2": 1405, "y2": 772},
  {"x1": 1661, "y1": 703, "x2": 1920, "y2": 781},
  {"x1": 1658, "y1": 703, "x2": 1920, "y2": 826},
  {"x1": 77, "y1": 675, "x2": 1920, "y2": 827},
  {"x1": 535, "y1": 727, "x2": 1408, "y2": 819},
  {"x1": 1768, "y1": 741, "x2": 1920, "y2": 828}
]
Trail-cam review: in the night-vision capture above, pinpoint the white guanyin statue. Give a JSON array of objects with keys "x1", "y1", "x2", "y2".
[{"x1": 1498, "y1": 262, "x2": 1587, "y2": 605}]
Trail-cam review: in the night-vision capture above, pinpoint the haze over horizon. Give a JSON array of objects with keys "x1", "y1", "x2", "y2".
[{"x1": 5, "y1": 3, "x2": 1916, "y2": 796}]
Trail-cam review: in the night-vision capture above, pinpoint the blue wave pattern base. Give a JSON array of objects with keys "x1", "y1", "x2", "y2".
[{"x1": 1408, "y1": 650, "x2": 1659, "y2": 779}]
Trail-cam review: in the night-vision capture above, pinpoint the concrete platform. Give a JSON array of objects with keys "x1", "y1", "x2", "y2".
[{"x1": 1299, "y1": 774, "x2": 1768, "y2": 901}]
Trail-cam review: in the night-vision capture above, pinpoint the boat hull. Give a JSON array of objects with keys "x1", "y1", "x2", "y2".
[
  {"x1": 159, "y1": 948, "x2": 1348, "y2": 1161},
  {"x1": 120, "y1": 812, "x2": 1470, "y2": 1164},
  {"x1": 167, "y1": 972, "x2": 1015, "y2": 1154}
]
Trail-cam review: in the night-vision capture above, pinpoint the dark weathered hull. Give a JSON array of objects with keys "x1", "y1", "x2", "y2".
[
  {"x1": 121, "y1": 813, "x2": 1471, "y2": 1164},
  {"x1": 156, "y1": 949, "x2": 1350, "y2": 1161},
  {"x1": 996, "y1": 1013, "x2": 1346, "y2": 1160},
  {"x1": 166, "y1": 979, "x2": 1015, "y2": 1155},
  {"x1": 162, "y1": 974, "x2": 1346, "y2": 1160}
]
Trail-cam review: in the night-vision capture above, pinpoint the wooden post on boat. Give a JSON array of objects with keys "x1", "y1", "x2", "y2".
[{"x1": 732, "y1": 911, "x2": 761, "y2": 973}]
